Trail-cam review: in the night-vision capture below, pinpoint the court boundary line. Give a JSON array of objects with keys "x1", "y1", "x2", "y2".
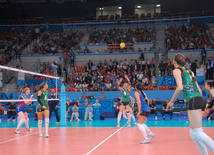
[
  {"x1": 85, "y1": 124, "x2": 127, "y2": 155},
  {"x1": 0, "y1": 128, "x2": 56, "y2": 145}
]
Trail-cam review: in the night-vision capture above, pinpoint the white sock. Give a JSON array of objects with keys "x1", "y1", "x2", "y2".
[
  {"x1": 117, "y1": 112, "x2": 122, "y2": 124},
  {"x1": 137, "y1": 123, "x2": 148, "y2": 140},
  {"x1": 45, "y1": 118, "x2": 49, "y2": 134},
  {"x1": 190, "y1": 128, "x2": 208, "y2": 155},
  {"x1": 38, "y1": 120, "x2": 42, "y2": 133},
  {"x1": 131, "y1": 114, "x2": 136, "y2": 122},
  {"x1": 16, "y1": 119, "x2": 25, "y2": 130},
  {"x1": 127, "y1": 113, "x2": 131, "y2": 123},
  {"x1": 143, "y1": 124, "x2": 152, "y2": 135},
  {"x1": 25, "y1": 118, "x2": 29, "y2": 129},
  {"x1": 202, "y1": 137, "x2": 214, "y2": 153}
]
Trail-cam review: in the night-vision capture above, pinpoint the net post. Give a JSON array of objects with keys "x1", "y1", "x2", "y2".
[{"x1": 60, "y1": 85, "x2": 66, "y2": 126}]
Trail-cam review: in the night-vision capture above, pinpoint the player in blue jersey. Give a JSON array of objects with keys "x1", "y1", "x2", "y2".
[
  {"x1": 15, "y1": 87, "x2": 34, "y2": 134},
  {"x1": 135, "y1": 83, "x2": 155, "y2": 144}
]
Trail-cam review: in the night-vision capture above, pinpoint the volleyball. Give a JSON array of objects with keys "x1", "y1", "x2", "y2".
[{"x1": 120, "y1": 42, "x2": 125, "y2": 49}]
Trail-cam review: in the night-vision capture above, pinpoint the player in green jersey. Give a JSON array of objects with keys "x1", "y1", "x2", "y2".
[
  {"x1": 117, "y1": 74, "x2": 131, "y2": 127},
  {"x1": 37, "y1": 82, "x2": 50, "y2": 138},
  {"x1": 167, "y1": 54, "x2": 214, "y2": 155}
]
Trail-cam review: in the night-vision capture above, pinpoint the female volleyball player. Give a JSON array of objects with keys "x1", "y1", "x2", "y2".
[
  {"x1": 117, "y1": 75, "x2": 131, "y2": 127},
  {"x1": 15, "y1": 87, "x2": 34, "y2": 134},
  {"x1": 123, "y1": 96, "x2": 137, "y2": 125},
  {"x1": 37, "y1": 82, "x2": 50, "y2": 138},
  {"x1": 167, "y1": 54, "x2": 214, "y2": 154},
  {"x1": 204, "y1": 81, "x2": 214, "y2": 120},
  {"x1": 135, "y1": 83, "x2": 155, "y2": 144}
]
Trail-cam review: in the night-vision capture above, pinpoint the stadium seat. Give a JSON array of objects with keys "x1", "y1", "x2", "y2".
[
  {"x1": 70, "y1": 80, "x2": 73, "y2": 84},
  {"x1": 147, "y1": 13, "x2": 151, "y2": 20},
  {"x1": 140, "y1": 13, "x2": 145, "y2": 20},
  {"x1": 153, "y1": 13, "x2": 157, "y2": 19},
  {"x1": 134, "y1": 14, "x2": 138, "y2": 20},
  {"x1": 73, "y1": 66, "x2": 78, "y2": 71},
  {"x1": 143, "y1": 86, "x2": 148, "y2": 90},
  {"x1": 149, "y1": 86, "x2": 154, "y2": 90},
  {"x1": 161, "y1": 86, "x2": 167, "y2": 90},
  {"x1": 39, "y1": 77, "x2": 44, "y2": 80},
  {"x1": 67, "y1": 88, "x2": 72, "y2": 92},
  {"x1": 79, "y1": 66, "x2": 83, "y2": 69},
  {"x1": 71, "y1": 88, "x2": 76, "y2": 92},
  {"x1": 89, "y1": 87, "x2": 93, "y2": 91},
  {"x1": 110, "y1": 15, "x2": 114, "y2": 21}
]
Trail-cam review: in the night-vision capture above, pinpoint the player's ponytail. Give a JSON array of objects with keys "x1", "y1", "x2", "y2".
[
  {"x1": 136, "y1": 82, "x2": 147, "y2": 102},
  {"x1": 174, "y1": 53, "x2": 197, "y2": 83},
  {"x1": 18, "y1": 87, "x2": 29, "y2": 100},
  {"x1": 36, "y1": 82, "x2": 46, "y2": 97}
]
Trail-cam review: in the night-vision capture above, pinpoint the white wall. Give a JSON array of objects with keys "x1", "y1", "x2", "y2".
[
  {"x1": 96, "y1": 6, "x2": 122, "y2": 19},
  {"x1": 75, "y1": 52, "x2": 155, "y2": 66},
  {"x1": 134, "y1": 4, "x2": 154, "y2": 17}
]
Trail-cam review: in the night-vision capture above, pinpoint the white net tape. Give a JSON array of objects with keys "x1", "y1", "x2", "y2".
[{"x1": 0, "y1": 65, "x2": 60, "y2": 102}]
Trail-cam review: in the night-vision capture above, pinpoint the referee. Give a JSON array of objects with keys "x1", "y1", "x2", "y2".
[{"x1": 49, "y1": 89, "x2": 60, "y2": 124}]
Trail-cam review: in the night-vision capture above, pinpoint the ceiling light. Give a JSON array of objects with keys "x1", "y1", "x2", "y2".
[
  {"x1": 137, "y1": 6, "x2": 141, "y2": 8},
  {"x1": 118, "y1": 7, "x2": 122, "y2": 9},
  {"x1": 156, "y1": 4, "x2": 160, "y2": 7}
]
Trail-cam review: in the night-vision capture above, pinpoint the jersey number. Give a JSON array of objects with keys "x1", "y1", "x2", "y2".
[{"x1": 44, "y1": 96, "x2": 47, "y2": 100}]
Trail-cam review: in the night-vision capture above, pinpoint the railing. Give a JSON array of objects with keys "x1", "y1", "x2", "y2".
[
  {"x1": 3, "y1": 57, "x2": 17, "y2": 84},
  {"x1": 25, "y1": 58, "x2": 41, "y2": 80}
]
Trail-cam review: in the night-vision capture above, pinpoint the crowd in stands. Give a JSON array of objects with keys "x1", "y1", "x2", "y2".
[
  {"x1": 66, "y1": 57, "x2": 158, "y2": 92},
  {"x1": 165, "y1": 20, "x2": 214, "y2": 51},
  {"x1": 29, "y1": 30, "x2": 84, "y2": 55},
  {"x1": 0, "y1": 26, "x2": 41, "y2": 64},
  {"x1": 88, "y1": 26, "x2": 156, "y2": 45}
]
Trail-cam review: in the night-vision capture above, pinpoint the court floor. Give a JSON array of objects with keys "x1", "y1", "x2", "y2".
[{"x1": 0, "y1": 119, "x2": 214, "y2": 155}]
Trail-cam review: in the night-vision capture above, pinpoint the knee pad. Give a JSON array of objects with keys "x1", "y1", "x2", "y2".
[
  {"x1": 194, "y1": 127, "x2": 209, "y2": 142},
  {"x1": 126, "y1": 111, "x2": 130, "y2": 114},
  {"x1": 189, "y1": 128, "x2": 197, "y2": 141},
  {"x1": 119, "y1": 112, "x2": 122, "y2": 115}
]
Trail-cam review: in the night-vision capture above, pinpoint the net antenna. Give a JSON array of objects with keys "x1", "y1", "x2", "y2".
[{"x1": 0, "y1": 65, "x2": 60, "y2": 102}]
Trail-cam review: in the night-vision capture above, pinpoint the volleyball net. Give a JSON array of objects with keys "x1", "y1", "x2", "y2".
[{"x1": 0, "y1": 65, "x2": 66, "y2": 125}]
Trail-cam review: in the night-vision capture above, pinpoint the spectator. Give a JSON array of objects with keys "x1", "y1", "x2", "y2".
[
  {"x1": 16, "y1": 86, "x2": 21, "y2": 93},
  {"x1": 92, "y1": 99, "x2": 101, "y2": 106},
  {"x1": 206, "y1": 59, "x2": 212, "y2": 79},
  {"x1": 201, "y1": 48, "x2": 207, "y2": 65},
  {"x1": 84, "y1": 46, "x2": 89, "y2": 53},
  {"x1": 99, "y1": 81, "x2": 106, "y2": 91},
  {"x1": 0, "y1": 105, "x2": 6, "y2": 122},
  {"x1": 149, "y1": 99, "x2": 157, "y2": 121},
  {"x1": 142, "y1": 76, "x2": 149, "y2": 86},
  {"x1": 24, "y1": 83, "x2": 28, "y2": 88},
  {"x1": 151, "y1": 76, "x2": 158, "y2": 90},
  {"x1": 66, "y1": 99, "x2": 70, "y2": 121},
  {"x1": 63, "y1": 65, "x2": 68, "y2": 83},
  {"x1": 30, "y1": 83, "x2": 35, "y2": 92},
  {"x1": 75, "y1": 82, "x2": 82, "y2": 92},
  {"x1": 191, "y1": 60, "x2": 198, "y2": 75},
  {"x1": 158, "y1": 61, "x2": 166, "y2": 76},
  {"x1": 93, "y1": 82, "x2": 99, "y2": 91},
  {"x1": 76, "y1": 99, "x2": 82, "y2": 106},
  {"x1": 89, "y1": 93, "x2": 95, "y2": 99},
  {"x1": 105, "y1": 81, "x2": 112, "y2": 91},
  {"x1": 70, "y1": 104, "x2": 80, "y2": 121},
  {"x1": 99, "y1": 92, "x2": 106, "y2": 99},
  {"x1": 207, "y1": 98, "x2": 214, "y2": 120},
  {"x1": 82, "y1": 82, "x2": 88, "y2": 92},
  {"x1": 70, "y1": 52, "x2": 75, "y2": 67},
  {"x1": 48, "y1": 89, "x2": 60, "y2": 124},
  {"x1": 83, "y1": 99, "x2": 90, "y2": 106},
  {"x1": 155, "y1": 97, "x2": 161, "y2": 104},
  {"x1": 161, "y1": 98, "x2": 173, "y2": 120},
  {"x1": 7, "y1": 102, "x2": 16, "y2": 122},
  {"x1": 84, "y1": 103, "x2": 93, "y2": 121},
  {"x1": 52, "y1": 62, "x2": 58, "y2": 76},
  {"x1": 81, "y1": 93, "x2": 87, "y2": 100},
  {"x1": 210, "y1": 57, "x2": 214, "y2": 78},
  {"x1": 112, "y1": 80, "x2": 118, "y2": 91}
]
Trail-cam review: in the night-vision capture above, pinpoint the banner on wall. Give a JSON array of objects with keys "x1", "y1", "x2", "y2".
[
  {"x1": 17, "y1": 79, "x2": 62, "y2": 88},
  {"x1": 157, "y1": 76, "x2": 204, "y2": 86}
]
